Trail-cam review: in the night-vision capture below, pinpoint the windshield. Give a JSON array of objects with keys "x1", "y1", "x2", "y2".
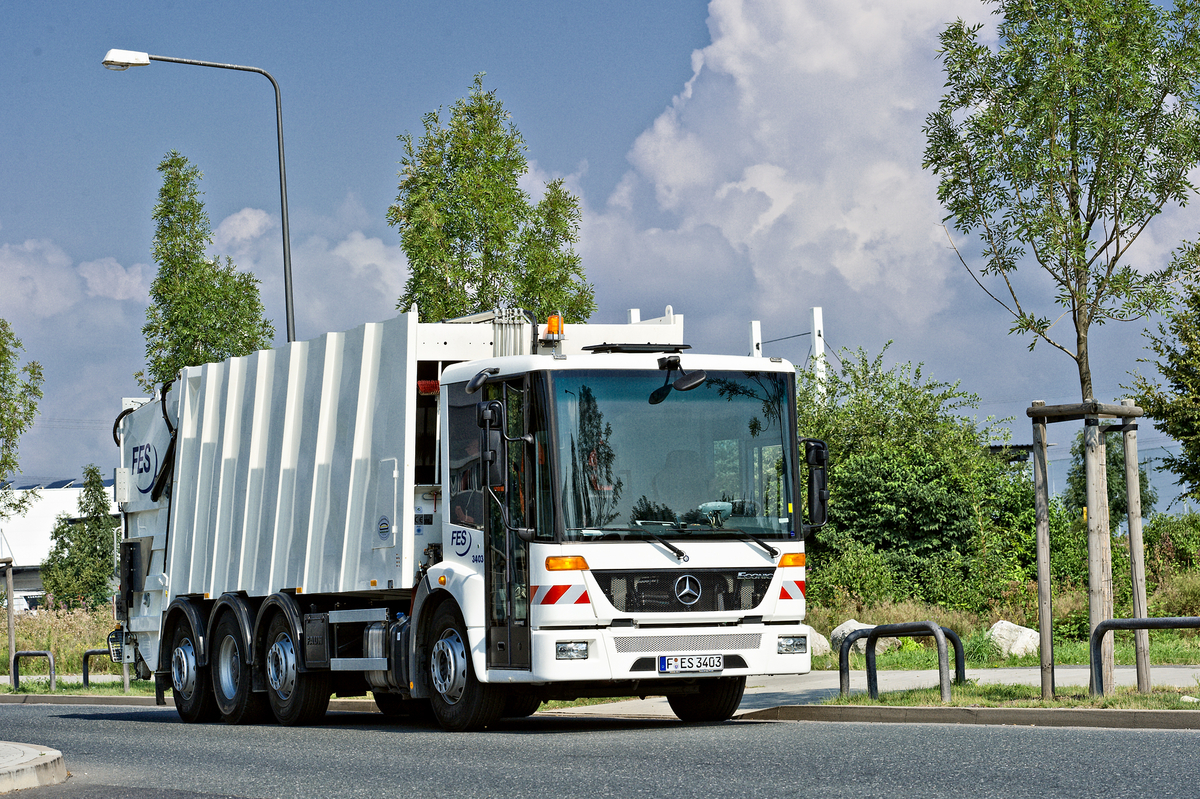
[{"x1": 550, "y1": 368, "x2": 797, "y2": 542}]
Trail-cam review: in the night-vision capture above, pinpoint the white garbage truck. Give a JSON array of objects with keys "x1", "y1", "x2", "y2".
[{"x1": 110, "y1": 307, "x2": 827, "y2": 731}]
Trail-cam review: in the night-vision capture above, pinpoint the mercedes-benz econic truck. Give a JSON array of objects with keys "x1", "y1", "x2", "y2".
[{"x1": 110, "y1": 307, "x2": 827, "y2": 731}]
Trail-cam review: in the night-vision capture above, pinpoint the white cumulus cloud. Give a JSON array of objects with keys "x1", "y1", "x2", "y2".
[
  {"x1": 213, "y1": 207, "x2": 273, "y2": 250},
  {"x1": 0, "y1": 238, "x2": 82, "y2": 321},
  {"x1": 77, "y1": 257, "x2": 153, "y2": 302}
]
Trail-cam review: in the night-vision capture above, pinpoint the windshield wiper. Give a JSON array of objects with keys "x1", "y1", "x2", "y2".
[
  {"x1": 642, "y1": 528, "x2": 689, "y2": 562},
  {"x1": 737, "y1": 532, "x2": 779, "y2": 559},
  {"x1": 629, "y1": 521, "x2": 689, "y2": 561}
]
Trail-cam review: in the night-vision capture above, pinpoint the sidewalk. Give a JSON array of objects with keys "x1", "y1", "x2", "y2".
[{"x1": 0, "y1": 742, "x2": 66, "y2": 793}]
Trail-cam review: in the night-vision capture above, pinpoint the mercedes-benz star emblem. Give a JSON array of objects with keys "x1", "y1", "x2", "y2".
[{"x1": 674, "y1": 574, "x2": 701, "y2": 606}]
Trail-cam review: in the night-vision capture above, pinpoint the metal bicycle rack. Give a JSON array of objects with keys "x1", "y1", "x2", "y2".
[
  {"x1": 13, "y1": 650, "x2": 56, "y2": 692},
  {"x1": 1089, "y1": 616, "x2": 1200, "y2": 696},
  {"x1": 838, "y1": 622, "x2": 965, "y2": 702}
]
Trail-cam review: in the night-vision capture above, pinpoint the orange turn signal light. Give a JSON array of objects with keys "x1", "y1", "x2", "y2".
[
  {"x1": 778, "y1": 552, "x2": 805, "y2": 568},
  {"x1": 546, "y1": 555, "x2": 589, "y2": 571}
]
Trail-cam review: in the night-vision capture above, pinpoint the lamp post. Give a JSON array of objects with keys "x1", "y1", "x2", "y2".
[{"x1": 103, "y1": 49, "x2": 297, "y2": 342}]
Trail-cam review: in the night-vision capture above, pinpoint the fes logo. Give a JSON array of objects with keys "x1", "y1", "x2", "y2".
[
  {"x1": 450, "y1": 528, "x2": 472, "y2": 557},
  {"x1": 132, "y1": 444, "x2": 158, "y2": 495}
]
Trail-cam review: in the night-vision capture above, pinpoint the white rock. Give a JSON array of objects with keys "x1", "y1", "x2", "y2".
[
  {"x1": 809, "y1": 631, "x2": 832, "y2": 657},
  {"x1": 988, "y1": 620, "x2": 1040, "y2": 658},
  {"x1": 830, "y1": 619, "x2": 898, "y2": 655}
]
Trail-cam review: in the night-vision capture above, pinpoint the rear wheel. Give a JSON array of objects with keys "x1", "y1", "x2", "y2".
[
  {"x1": 428, "y1": 603, "x2": 504, "y2": 732},
  {"x1": 169, "y1": 617, "x2": 219, "y2": 724},
  {"x1": 212, "y1": 613, "x2": 269, "y2": 725},
  {"x1": 666, "y1": 676, "x2": 746, "y2": 723},
  {"x1": 264, "y1": 613, "x2": 331, "y2": 726}
]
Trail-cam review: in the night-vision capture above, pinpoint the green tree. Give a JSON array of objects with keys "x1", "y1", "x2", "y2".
[
  {"x1": 0, "y1": 318, "x2": 43, "y2": 521},
  {"x1": 923, "y1": 0, "x2": 1200, "y2": 402},
  {"x1": 1063, "y1": 428, "x2": 1157, "y2": 527},
  {"x1": 137, "y1": 151, "x2": 275, "y2": 392},
  {"x1": 41, "y1": 465, "x2": 118, "y2": 608},
  {"x1": 387, "y1": 74, "x2": 595, "y2": 323},
  {"x1": 1128, "y1": 280, "x2": 1200, "y2": 500},
  {"x1": 797, "y1": 345, "x2": 1026, "y2": 560}
]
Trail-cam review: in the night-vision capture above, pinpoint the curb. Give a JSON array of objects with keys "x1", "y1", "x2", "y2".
[
  {"x1": 738, "y1": 704, "x2": 1200, "y2": 730},
  {"x1": 0, "y1": 742, "x2": 67, "y2": 794}
]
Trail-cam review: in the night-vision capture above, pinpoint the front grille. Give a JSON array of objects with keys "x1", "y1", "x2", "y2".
[
  {"x1": 591, "y1": 568, "x2": 775, "y2": 613},
  {"x1": 614, "y1": 633, "x2": 762, "y2": 654}
]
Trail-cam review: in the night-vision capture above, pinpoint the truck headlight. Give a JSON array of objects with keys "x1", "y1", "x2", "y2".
[
  {"x1": 556, "y1": 641, "x2": 589, "y2": 660},
  {"x1": 777, "y1": 635, "x2": 807, "y2": 654}
]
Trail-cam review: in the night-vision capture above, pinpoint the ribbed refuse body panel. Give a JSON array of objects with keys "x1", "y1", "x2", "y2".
[{"x1": 166, "y1": 314, "x2": 418, "y2": 599}]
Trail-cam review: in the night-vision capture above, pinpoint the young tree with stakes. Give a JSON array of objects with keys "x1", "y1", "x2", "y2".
[{"x1": 923, "y1": 0, "x2": 1200, "y2": 402}]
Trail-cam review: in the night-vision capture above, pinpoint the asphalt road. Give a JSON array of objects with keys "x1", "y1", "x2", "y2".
[{"x1": 5, "y1": 703, "x2": 1199, "y2": 798}]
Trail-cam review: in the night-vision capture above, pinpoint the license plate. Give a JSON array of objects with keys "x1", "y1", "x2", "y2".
[{"x1": 658, "y1": 654, "x2": 723, "y2": 673}]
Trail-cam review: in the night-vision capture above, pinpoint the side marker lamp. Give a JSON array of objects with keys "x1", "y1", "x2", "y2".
[{"x1": 546, "y1": 556, "x2": 589, "y2": 571}]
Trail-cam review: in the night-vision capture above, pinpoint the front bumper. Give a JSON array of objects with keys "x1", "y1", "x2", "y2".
[{"x1": 483, "y1": 622, "x2": 813, "y2": 684}]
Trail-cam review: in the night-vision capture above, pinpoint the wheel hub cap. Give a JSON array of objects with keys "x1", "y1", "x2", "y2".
[
  {"x1": 217, "y1": 634, "x2": 241, "y2": 699},
  {"x1": 267, "y1": 633, "x2": 297, "y2": 699},
  {"x1": 171, "y1": 637, "x2": 197, "y2": 699},
  {"x1": 430, "y1": 629, "x2": 468, "y2": 704}
]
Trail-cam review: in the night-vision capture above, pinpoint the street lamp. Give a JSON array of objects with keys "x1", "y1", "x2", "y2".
[{"x1": 103, "y1": 49, "x2": 297, "y2": 343}]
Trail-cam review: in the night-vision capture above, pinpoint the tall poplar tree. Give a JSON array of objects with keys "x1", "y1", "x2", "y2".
[
  {"x1": 137, "y1": 151, "x2": 274, "y2": 392},
  {"x1": 387, "y1": 74, "x2": 595, "y2": 323}
]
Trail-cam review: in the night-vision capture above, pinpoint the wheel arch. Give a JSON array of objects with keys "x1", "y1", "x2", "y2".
[
  {"x1": 253, "y1": 592, "x2": 307, "y2": 671},
  {"x1": 408, "y1": 578, "x2": 459, "y2": 699},
  {"x1": 160, "y1": 596, "x2": 212, "y2": 671},
  {"x1": 209, "y1": 593, "x2": 258, "y2": 666}
]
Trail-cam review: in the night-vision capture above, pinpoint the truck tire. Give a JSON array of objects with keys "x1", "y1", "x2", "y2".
[
  {"x1": 264, "y1": 613, "x2": 331, "y2": 726},
  {"x1": 427, "y1": 603, "x2": 504, "y2": 732},
  {"x1": 666, "y1": 676, "x2": 746, "y2": 723},
  {"x1": 373, "y1": 693, "x2": 436, "y2": 723},
  {"x1": 169, "y1": 619, "x2": 219, "y2": 723},
  {"x1": 212, "y1": 613, "x2": 269, "y2": 725},
  {"x1": 502, "y1": 691, "x2": 543, "y2": 718}
]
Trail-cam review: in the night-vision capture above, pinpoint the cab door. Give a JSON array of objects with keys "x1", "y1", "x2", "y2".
[{"x1": 485, "y1": 380, "x2": 531, "y2": 669}]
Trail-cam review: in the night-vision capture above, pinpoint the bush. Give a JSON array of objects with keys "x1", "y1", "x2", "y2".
[
  {"x1": 1150, "y1": 570, "x2": 1200, "y2": 618},
  {"x1": 806, "y1": 527, "x2": 896, "y2": 610},
  {"x1": 0, "y1": 606, "x2": 119, "y2": 676},
  {"x1": 1144, "y1": 512, "x2": 1200, "y2": 587}
]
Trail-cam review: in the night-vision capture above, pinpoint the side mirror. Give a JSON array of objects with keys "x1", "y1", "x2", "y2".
[
  {"x1": 803, "y1": 438, "x2": 829, "y2": 529},
  {"x1": 477, "y1": 401, "x2": 507, "y2": 488},
  {"x1": 483, "y1": 429, "x2": 505, "y2": 487}
]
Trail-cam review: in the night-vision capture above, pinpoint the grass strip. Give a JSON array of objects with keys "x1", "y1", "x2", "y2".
[{"x1": 824, "y1": 681, "x2": 1200, "y2": 710}]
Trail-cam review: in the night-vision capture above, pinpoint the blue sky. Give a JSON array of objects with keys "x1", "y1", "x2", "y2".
[{"x1": 1, "y1": 0, "x2": 1193, "y2": 506}]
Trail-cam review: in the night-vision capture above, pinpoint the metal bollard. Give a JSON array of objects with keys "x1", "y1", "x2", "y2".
[
  {"x1": 13, "y1": 650, "x2": 56, "y2": 692},
  {"x1": 83, "y1": 649, "x2": 110, "y2": 687}
]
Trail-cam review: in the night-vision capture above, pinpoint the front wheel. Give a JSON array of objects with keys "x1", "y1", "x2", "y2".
[
  {"x1": 666, "y1": 676, "x2": 746, "y2": 723},
  {"x1": 264, "y1": 613, "x2": 331, "y2": 726},
  {"x1": 212, "y1": 613, "x2": 269, "y2": 725},
  {"x1": 169, "y1": 617, "x2": 219, "y2": 724},
  {"x1": 427, "y1": 604, "x2": 503, "y2": 732}
]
